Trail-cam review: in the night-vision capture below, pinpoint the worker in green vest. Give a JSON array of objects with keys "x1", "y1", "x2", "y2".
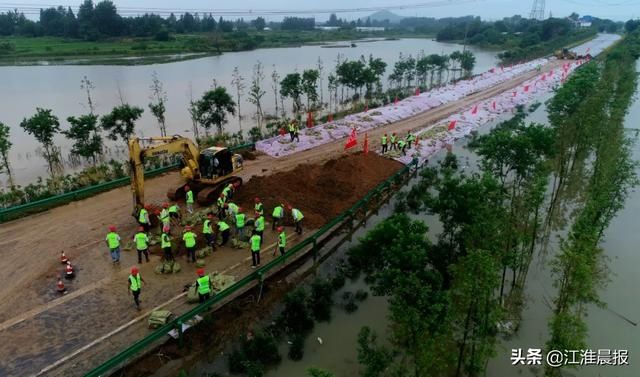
[
  {"x1": 291, "y1": 207, "x2": 304, "y2": 235},
  {"x1": 272, "y1": 203, "x2": 284, "y2": 230},
  {"x1": 236, "y1": 207, "x2": 246, "y2": 239},
  {"x1": 398, "y1": 138, "x2": 407, "y2": 156},
  {"x1": 168, "y1": 202, "x2": 181, "y2": 225},
  {"x1": 185, "y1": 185, "x2": 194, "y2": 214},
  {"x1": 105, "y1": 225, "x2": 121, "y2": 264},
  {"x1": 159, "y1": 202, "x2": 170, "y2": 232},
  {"x1": 254, "y1": 197, "x2": 264, "y2": 216},
  {"x1": 183, "y1": 225, "x2": 197, "y2": 263},
  {"x1": 390, "y1": 133, "x2": 397, "y2": 151},
  {"x1": 406, "y1": 132, "x2": 416, "y2": 149},
  {"x1": 250, "y1": 232, "x2": 262, "y2": 268},
  {"x1": 203, "y1": 213, "x2": 215, "y2": 252},
  {"x1": 217, "y1": 194, "x2": 226, "y2": 219},
  {"x1": 161, "y1": 226, "x2": 173, "y2": 261},
  {"x1": 293, "y1": 121, "x2": 300, "y2": 142},
  {"x1": 222, "y1": 183, "x2": 234, "y2": 200},
  {"x1": 195, "y1": 268, "x2": 212, "y2": 303},
  {"x1": 217, "y1": 220, "x2": 231, "y2": 246},
  {"x1": 133, "y1": 226, "x2": 150, "y2": 264},
  {"x1": 277, "y1": 226, "x2": 286, "y2": 256},
  {"x1": 381, "y1": 133, "x2": 389, "y2": 154},
  {"x1": 127, "y1": 266, "x2": 146, "y2": 310},
  {"x1": 138, "y1": 204, "x2": 150, "y2": 232},
  {"x1": 254, "y1": 212, "x2": 265, "y2": 245},
  {"x1": 227, "y1": 202, "x2": 239, "y2": 221},
  {"x1": 288, "y1": 120, "x2": 296, "y2": 142}
]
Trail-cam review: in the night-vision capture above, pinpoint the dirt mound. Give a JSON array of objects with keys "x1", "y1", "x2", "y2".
[{"x1": 235, "y1": 153, "x2": 403, "y2": 229}]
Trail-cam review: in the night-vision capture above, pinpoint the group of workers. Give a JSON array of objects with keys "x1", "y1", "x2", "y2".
[
  {"x1": 107, "y1": 184, "x2": 305, "y2": 309},
  {"x1": 380, "y1": 131, "x2": 416, "y2": 156}
]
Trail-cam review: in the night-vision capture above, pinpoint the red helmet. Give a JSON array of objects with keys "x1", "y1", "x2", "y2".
[
  {"x1": 224, "y1": 203, "x2": 229, "y2": 208},
  {"x1": 144, "y1": 204, "x2": 150, "y2": 210},
  {"x1": 109, "y1": 225, "x2": 116, "y2": 232},
  {"x1": 163, "y1": 202, "x2": 169, "y2": 208},
  {"x1": 131, "y1": 266, "x2": 139, "y2": 275},
  {"x1": 238, "y1": 207, "x2": 243, "y2": 212},
  {"x1": 254, "y1": 197, "x2": 260, "y2": 203},
  {"x1": 219, "y1": 194, "x2": 224, "y2": 198},
  {"x1": 185, "y1": 225, "x2": 192, "y2": 231},
  {"x1": 138, "y1": 226, "x2": 144, "y2": 232},
  {"x1": 163, "y1": 225, "x2": 170, "y2": 233},
  {"x1": 277, "y1": 226, "x2": 284, "y2": 232},
  {"x1": 197, "y1": 268, "x2": 205, "y2": 276},
  {"x1": 207, "y1": 213, "x2": 213, "y2": 218},
  {"x1": 184, "y1": 185, "x2": 190, "y2": 191}
]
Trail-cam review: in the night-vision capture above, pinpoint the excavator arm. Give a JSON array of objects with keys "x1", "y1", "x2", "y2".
[{"x1": 128, "y1": 136, "x2": 202, "y2": 217}]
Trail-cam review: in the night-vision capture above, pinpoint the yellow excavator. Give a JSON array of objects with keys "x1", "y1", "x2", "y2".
[
  {"x1": 128, "y1": 136, "x2": 244, "y2": 217},
  {"x1": 554, "y1": 48, "x2": 578, "y2": 60}
]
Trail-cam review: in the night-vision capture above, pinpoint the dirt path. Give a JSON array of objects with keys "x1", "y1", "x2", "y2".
[{"x1": 0, "y1": 59, "x2": 566, "y2": 376}]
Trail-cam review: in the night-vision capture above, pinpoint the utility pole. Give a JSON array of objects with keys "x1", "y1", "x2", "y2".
[{"x1": 529, "y1": 0, "x2": 546, "y2": 21}]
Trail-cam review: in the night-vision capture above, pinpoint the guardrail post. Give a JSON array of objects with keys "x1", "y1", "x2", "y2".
[
  {"x1": 257, "y1": 271, "x2": 265, "y2": 303},
  {"x1": 362, "y1": 198, "x2": 369, "y2": 226},
  {"x1": 177, "y1": 320, "x2": 184, "y2": 348},
  {"x1": 312, "y1": 237, "x2": 318, "y2": 263}
]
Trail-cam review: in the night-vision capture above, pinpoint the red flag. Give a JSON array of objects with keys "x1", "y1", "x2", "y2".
[
  {"x1": 524, "y1": 85, "x2": 530, "y2": 92},
  {"x1": 415, "y1": 87, "x2": 421, "y2": 96},
  {"x1": 328, "y1": 113, "x2": 333, "y2": 123},
  {"x1": 500, "y1": 65, "x2": 504, "y2": 72},
  {"x1": 415, "y1": 136, "x2": 420, "y2": 146},
  {"x1": 307, "y1": 112, "x2": 314, "y2": 128},
  {"x1": 492, "y1": 101, "x2": 496, "y2": 110},
  {"x1": 364, "y1": 105, "x2": 369, "y2": 112},
  {"x1": 541, "y1": 74, "x2": 546, "y2": 81},
  {"x1": 512, "y1": 91, "x2": 517, "y2": 97},
  {"x1": 394, "y1": 96, "x2": 399, "y2": 105},
  {"x1": 279, "y1": 127, "x2": 286, "y2": 137},
  {"x1": 344, "y1": 128, "x2": 357, "y2": 150},
  {"x1": 363, "y1": 133, "x2": 369, "y2": 155},
  {"x1": 489, "y1": 68, "x2": 495, "y2": 74},
  {"x1": 471, "y1": 105, "x2": 478, "y2": 115},
  {"x1": 448, "y1": 120, "x2": 457, "y2": 131}
]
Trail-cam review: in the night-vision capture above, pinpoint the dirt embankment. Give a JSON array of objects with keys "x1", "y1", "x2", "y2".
[{"x1": 235, "y1": 153, "x2": 403, "y2": 229}]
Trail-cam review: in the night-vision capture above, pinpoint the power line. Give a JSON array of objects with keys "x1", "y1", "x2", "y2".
[{"x1": 0, "y1": 0, "x2": 484, "y2": 17}]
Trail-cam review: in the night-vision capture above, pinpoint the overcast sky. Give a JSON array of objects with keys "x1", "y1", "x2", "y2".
[{"x1": 13, "y1": 0, "x2": 640, "y2": 21}]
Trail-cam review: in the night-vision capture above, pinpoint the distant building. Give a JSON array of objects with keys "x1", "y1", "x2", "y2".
[
  {"x1": 576, "y1": 16, "x2": 593, "y2": 28},
  {"x1": 355, "y1": 26, "x2": 385, "y2": 32},
  {"x1": 316, "y1": 26, "x2": 341, "y2": 31}
]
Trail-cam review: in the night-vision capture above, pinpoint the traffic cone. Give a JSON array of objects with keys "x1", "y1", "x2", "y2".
[
  {"x1": 56, "y1": 275, "x2": 67, "y2": 294},
  {"x1": 65, "y1": 261, "x2": 75, "y2": 280},
  {"x1": 60, "y1": 251, "x2": 68, "y2": 264}
]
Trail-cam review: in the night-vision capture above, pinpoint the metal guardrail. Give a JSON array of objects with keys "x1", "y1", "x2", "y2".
[
  {"x1": 84, "y1": 158, "x2": 418, "y2": 377},
  {"x1": 0, "y1": 143, "x2": 256, "y2": 222}
]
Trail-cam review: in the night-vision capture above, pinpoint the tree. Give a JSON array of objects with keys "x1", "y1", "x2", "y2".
[
  {"x1": 280, "y1": 72, "x2": 303, "y2": 114},
  {"x1": 93, "y1": 0, "x2": 121, "y2": 37},
  {"x1": 64, "y1": 114, "x2": 102, "y2": 163},
  {"x1": 459, "y1": 51, "x2": 476, "y2": 78},
  {"x1": 327, "y1": 73, "x2": 338, "y2": 114},
  {"x1": 302, "y1": 69, "x2": 320, "y2": 110},
  {"x1": 195, "y1": 86, "x2": 236, "y2": 135},
  {"x1": 336, "y1": 59, "x2": 366, "y2": 100},
  {"x1": 248, "y1": 61, "x2": 266, "y2": 130},
  {"x1": 271, "y1": 67, "x2": 281, "y2": 117},
  {"x1": 231, "y1": 66, "x2": 246, "y2": 130},
  {"x1": 20, "y1": 108, "x2": 62, "y2": 178},
  {"x1": 252, "y1": 17, "x2": 266, "y2": 31},
  {"x1": 148, "y1": 71, "x2": 168, "y2": 137},
  {"x1": 0, "y1": 122, "x2": 14, "y2": 186},
  {"x1": 80, "y1": 76, "x2": 96, "y2": 114},
  {"x1": 307, "y1": 367, "x2": 335, "y2": 377},
  {"x1": 317, "y1": 57, "x2": 324, "y2": 106},
  {"x1": 100, "y1": 104, "x2": 144, "y2": 144},
  {"x1": 77, "y1": 0, "x2": 96, "y2": 39}
]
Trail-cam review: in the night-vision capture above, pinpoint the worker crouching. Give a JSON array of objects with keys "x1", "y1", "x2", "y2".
[{"x1": 196, "y1": 268, "x2": 213, "y2": 303}]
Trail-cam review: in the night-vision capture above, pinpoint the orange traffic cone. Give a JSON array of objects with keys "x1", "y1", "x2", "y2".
[
  {"x1": 65, "y1": 261, "x2": 75, "y2": 280},
  {"x1": 56, "y1": 275, "x2": 67, "y2": 294},
  {"x1": 60, "y1": 251, "x2": 68, "y2": 264}
]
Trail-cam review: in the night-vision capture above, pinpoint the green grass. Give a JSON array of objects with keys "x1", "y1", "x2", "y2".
[{"x1": 0, "y1": 30, "x2": 434, "y2": 65}]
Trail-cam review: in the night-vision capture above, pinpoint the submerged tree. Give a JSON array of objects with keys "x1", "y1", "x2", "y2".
[
  {"x1": 20, "y1": 108, "x2": 62, "y2": 179},
  {"x1": 231, "y1": 66, "x2": 246, "y2": 130},
  {"x1": 271, "y1": 66, "x2": 281, "y2": 117},
  {"x1": 148, "y1": 71, "x2": 168, "y2": 137},
  {"x1": 302, "y1": 69, "x2": 320, "y2": 110},
  {"x1": 248, "y1": 61, "x2": 266, "y2": 130},
  {"x1": 280, "y1": 72, "x2": 303, "y2": 114},
  {"x1": 64, "y1": 114, "x2": 102, "y2": 163},
  {"x1": 0, "y1": 122, "x2": 14, "y2": 186},
  {"x1": 195, "y1": 86, "x2": 236, "y2": 135}
]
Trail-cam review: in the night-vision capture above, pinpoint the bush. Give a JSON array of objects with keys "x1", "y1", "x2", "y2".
[
  {"x1": 309, "y1": 278, "x2": 334, "y2": 322},
  {"x1": 228, "y1": 348, "x2": 247, "y2": 374},
  {"x1": 288, "y1": 334, "x2": 305, "y2": 361},
  {"x1": 244, "y1": 330, "x2": 282, "y2": 366},
  {"x1": 155, "y1": 28, "x2": 170, "y2": 41},
  {"x1": 278, "y1": 287, "x2": 314, "y2": 336}
]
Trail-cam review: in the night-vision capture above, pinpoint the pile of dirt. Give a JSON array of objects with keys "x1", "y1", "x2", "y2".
[{"x1": 235, "y1": 152, "x2": 403, "y2": 229}]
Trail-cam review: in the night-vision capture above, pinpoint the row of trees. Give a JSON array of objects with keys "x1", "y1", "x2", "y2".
[{"x1": 0, "y1": 0, "x2": 267, "y2": 40}]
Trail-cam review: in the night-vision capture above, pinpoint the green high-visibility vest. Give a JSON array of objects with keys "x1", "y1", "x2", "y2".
[
  {"x1": 186, "y1": 190, "x2": 194, "y2": 204},
  {"x1": 203, "y1": 219, "x2": 213, "y2": 234},
  {"x1": 106, "y1": 232, "x2": 120, "y2": 249},
  {"x1": 160, "y1": 209, "x2": 169, "y2": 224},
  {"x1": 223, "y1": 186, "x2": 231, "y2": 197},
  {"x1": 272, "y1": 206, "x2": 283, "y2": 218},
  {"x1": 278, "y1": 232, "x2": 286, "y2": 248},
  {"x1": 250, "y1": 235, "x2": 261, "y2": 252},
  {"x1": 292, "y1": 208, "x2": 304, "y2": 221},
  {"x1": 288, "y1": 123, "x2": 295, "y2": 132},
  {"x1": 255, "y1": 216, "x2": 265, "y2": 232},
  {"x1": 218, "y1": 221, "x2": 230, "y2": 232},
  {"x1": 197, "y1": 275, "x2": 211, "y2": 295},
  {"x1": 183, "y1": 231, "x2": 196, "y2": 248},
  {"x1": 398, "y1": 140, "x2": 406, "y2": 148},
  {"x1": 217, "y1": 197, "x2": 225, "y2": 207},
  {"x1": 135, "y1": 232, "x2": 149, "y2": 250},
  {"x1": 255, "y1": 202, "x2": 263, "y2": 214},
  {"x1": 407, "y1": 134, "x2": 416, "y2": 142},
  {"x1": 381, "y1": 136, "x2": 387, "y2": 145},
  {"x1": 236, "y1": 213, "x2": 246, "y2": 228},
  {"x1": 138, "y1": 208, "x2": 148, "y2": 224},
  {"x1": 129, "y1": 274, "x2": 141, "y2": 291},
  {"x1": 161, "y1": 233, "x2": 171, "y2": 248},
  {"x1": 228, "y1": 202, "x2": 239, "y2": 215},
  {"x1": 390, "y1": 135, "x2": 397, "y2": 143},
  {"x1": 169, "y1": 204, "x2": 179, "y2": 214}
]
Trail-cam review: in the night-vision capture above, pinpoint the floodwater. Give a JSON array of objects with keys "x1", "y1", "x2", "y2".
[
  {"x1": 189, "y1": 61, "x2": 640, "y2": 377},
  {"x1": 0, "y1": 38, "x2": 499, "y2": 186}
]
